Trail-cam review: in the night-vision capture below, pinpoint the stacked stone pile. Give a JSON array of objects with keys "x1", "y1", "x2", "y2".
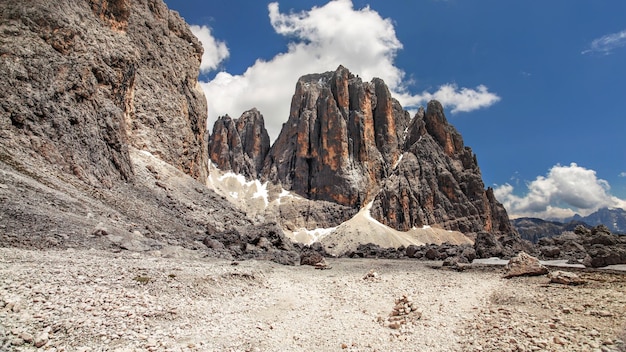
[{"x1": 378, "y1": 295, "x2": 423, "y2": 330}]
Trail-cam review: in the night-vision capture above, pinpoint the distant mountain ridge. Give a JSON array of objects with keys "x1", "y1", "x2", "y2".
[
  {"x1": 512, "y1": 218, "x2": 590, "y2": 243},
  {"x1": 568, "y1": 207, "x2": 626, "y2": 234},
  {"x1": 512, "y1": 207, "x2": 626, "y2": 243}
]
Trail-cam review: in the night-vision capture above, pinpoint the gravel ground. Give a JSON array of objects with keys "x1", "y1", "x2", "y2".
[{"x1": 1, "y1": 248, "x2": 624, "y2": 352}]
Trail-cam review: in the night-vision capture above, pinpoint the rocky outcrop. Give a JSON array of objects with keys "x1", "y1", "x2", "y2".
[
  {"x1": 272, "y1": 197, "x2": 357, "y2": 231},
  {"x1": 537, "y1": 225, "x2": 626, "y2": 267},
  {"x1": 204, "y1": 222, "x2": 300, "y2": 265},
  {"x1": 0, "y1": 0, "x2": 208, "y2": 187},
  {"x1": 208, "y1": 66, "x2": 513, "y2": 246},
  {"x1": 256, "y1": 66, "x2": 510, "y2": 238},
  {"x1": 262, "y1": 65, "x2": 410, "y2": 207},
  {"x1": 512, "y1": 217, "x2": 591, "y2": 243},
  {"x1": 208, "y1": 109, "x2": 270, "y2": 179},
  {"x1": 370, "y1": 101, "x2": 512, "y2": 234}
]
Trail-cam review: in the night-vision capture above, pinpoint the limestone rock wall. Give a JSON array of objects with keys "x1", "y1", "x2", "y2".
[
  {"x1": 0, "y1": 0, "x2": 208, "y2": 187},
  {"x1": 370, "y1": 101, "x2": 513, "y2": 234},
  {"x1": 208, "y1": 109, "x2": 270, "y2": 179},
  {"x1": 262, "y1": 65, "x2": 410, "y2": 208}
]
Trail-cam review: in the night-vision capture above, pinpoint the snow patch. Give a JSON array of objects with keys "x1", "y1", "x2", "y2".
[
  {"x1": 293, "y1": 226, "x2": 338, "y2": 245},
  {"x1": 276, "y1": 188, "x2": 301, "y2": 205},
  {"x1": 208, "y1": 167, "x2": 269, "y2": 207},
  {"x1": 252, "y1": 181, "x2": 269, "y2": 206}
]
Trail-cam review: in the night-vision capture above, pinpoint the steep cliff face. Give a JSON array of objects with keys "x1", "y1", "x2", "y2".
[
  {"x1": 257, "y1": 66, "x2": 510, "y2": 235},
  {"x1": 0, "y1": 0, "x2": 208, "y2": 187},
  {"x1": 208, "y1": 109, "x2": 270, "y2": 179},
  {"x1": 262, "y1": 65, "x2": 410, "y2": 207},
  {"x1": 0, "y1": 0, "x2": 263, "y2": 257},
  {"x1": 370, "y1": 101, "x2": 512, "y2": 234}
]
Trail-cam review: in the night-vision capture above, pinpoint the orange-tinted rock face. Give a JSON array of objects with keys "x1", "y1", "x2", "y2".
[
  {"x1": 208, "y1": 109, "x2": 270, "y2": 179},
  {"x1": 263, "y1": 65, "x2": 410, "y2": 208},
  {"x1": 370, "y1": 102, "x2": 513, "y2": 235},
  {"x1": 215, "y1": 65, "x2": 512, "y2": 236},
  {"x1": 90, "y1": 0, "x2": 131, "y2": 31}
]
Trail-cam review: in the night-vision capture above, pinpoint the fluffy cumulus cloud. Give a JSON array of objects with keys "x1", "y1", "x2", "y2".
[
  {"x1": 494, "y1": 163, "x2": 626, "y2": 219},
  {"x1": 191, "y1": 0, "x2": 500, "y2": 139},
  {"x1": 189, "y1": 25, "x2": 229, "y2": 72},
  {"x1": 398, "y1": 84, "x2": 501, "y2": 114},
  {"x1": 582, "y1": 29, "x2": 626, "y2": 55}
]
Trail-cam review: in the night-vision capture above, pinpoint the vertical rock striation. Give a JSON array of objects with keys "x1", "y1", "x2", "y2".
[
  {"x1": 370, "y1": 101, "x2": 512, "y2": 234},
  {"x1": 262, "y1": 65, "x2": 410, "y2": 208},
  {"x1": 208, "y1": 109, "x2": 270, "y2": 179},
  {"x1": 0, "y1": 0, "x2": 208, "y2": 187}
]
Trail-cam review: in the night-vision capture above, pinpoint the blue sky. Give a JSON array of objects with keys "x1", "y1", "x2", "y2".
[{"x1": 164, "y1": 0, "x2": 626, "y2": 219}]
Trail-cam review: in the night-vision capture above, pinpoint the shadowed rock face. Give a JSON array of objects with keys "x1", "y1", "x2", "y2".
[
  {"x1": 262, "y1": 65, "x2": 410, "y2": 208},
  {"x1": 0, "y1": 0, "x2": 208, "y2": 187},
  {"x1": 208, "y1": 109, "x2": 270, "y2": 179},
  {"x1": 371, "y1": 101, "x2": 512, "y2": 234}
]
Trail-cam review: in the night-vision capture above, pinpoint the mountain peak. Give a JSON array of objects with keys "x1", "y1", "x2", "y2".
[
  {"x1": 213, "y1": 66, "x2": 513, "y2": 236},
  {"x1": 208, "y1": 109, "x2": 270, "y2": 179}
]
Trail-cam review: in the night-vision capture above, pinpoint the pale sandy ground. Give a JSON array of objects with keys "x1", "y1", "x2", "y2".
[{"x1": 1, "y1": 248, "x2": 625, "y2": 352}]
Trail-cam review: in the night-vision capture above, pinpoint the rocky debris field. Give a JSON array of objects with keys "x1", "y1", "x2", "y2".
[
  {"x1": 459, "y1": 268, "x2": 626, "y2": 352},
  {"x1": 1, "y1": 248, "x2": 625, "y2": 352}
]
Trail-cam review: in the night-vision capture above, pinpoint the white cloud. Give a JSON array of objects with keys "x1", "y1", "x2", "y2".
[
  {"x1": 494, "y1": 163, "x2": 626, "y2": 219},
  {"x1": 194, "y1": 0, "x2": 500, "y2": 140},
  {"x1": 582, "y1": 29, "x2": 626, "y2": 55},
  {"x1": 189, "y1": 25, "x2": 229, "y2": 72},
  {"x1": 620, "y1": 172, "x2": 626, "y2": 177},
  {"x1": 398, "y1": 84, "x2": 501, "y2": 114}
]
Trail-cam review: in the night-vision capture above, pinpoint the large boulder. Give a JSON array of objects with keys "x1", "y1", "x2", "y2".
[
  {"x1": 474, "y1": 232, "x2": 504, "y2": 258},
  {"x1": 583, "y1": 245, "x2": 626, "y2": 268},
  {"x1": 548, "y1": 271, "x2": 585, "y2": 285},
  {"x1": 504, "y1": 252, "x2": 548, "y2": 278}
]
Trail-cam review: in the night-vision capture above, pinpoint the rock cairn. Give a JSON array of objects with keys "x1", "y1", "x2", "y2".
[
  {"x1": 362, "y1": 269, "x2": 380, "y2": 282},
  {"x1": 378, "y1": 295, "x2": 422, "y2": 330}
]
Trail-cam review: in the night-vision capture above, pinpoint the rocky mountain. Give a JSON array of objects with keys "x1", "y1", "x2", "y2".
[
  {"x1": 568, "y1": 207, "x2": 626, "y2": 234},
  {"x1": 0, "y1": 0, "x2": 299, "y2": 263},
  {"x1": 208, "y1": 108, "x2": 270, "y2": 179},
  {"x1": 0, "y1": 0, "x2": 517, "y2": 261},
  {"x1": 262, "y1": 66, "x2": 409, "y2": 208},
  {"x1": 512, "y1": 218, "x2": 591, "y2": 243},
  {"x1": 208, "y1": 65, "x2": 517, "y2": 254},
  {"x1": 370, "y1": 101, "x2": 512, "y2": 234}
]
